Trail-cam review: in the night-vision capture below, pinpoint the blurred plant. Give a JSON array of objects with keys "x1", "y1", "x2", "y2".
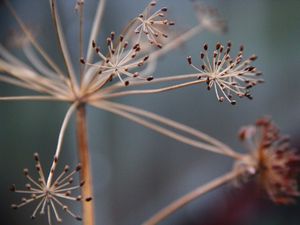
[
  {"x1": 0, "y1": 0, "x2": 298, "y2": 225},
  {"x1": 143, "y1": 117, "x2": 300, "y2": 225}
]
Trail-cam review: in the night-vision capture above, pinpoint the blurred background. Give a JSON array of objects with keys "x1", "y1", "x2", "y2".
[{"x1": 0, "y1": 0, "x2": 299, "y2": 225}]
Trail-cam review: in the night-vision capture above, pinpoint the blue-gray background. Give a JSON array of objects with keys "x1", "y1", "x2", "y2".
[{"x1": 0, "y1": 0, "x2": 299, "y2": 225}]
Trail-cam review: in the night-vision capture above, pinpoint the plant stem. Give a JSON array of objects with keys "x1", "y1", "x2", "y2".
[
  {"x1": 76, "y1": 104, "x2": 94, "y2": 225},
  {"x1": 142, "y1": 169, "x2": 242, "y2": 225}
]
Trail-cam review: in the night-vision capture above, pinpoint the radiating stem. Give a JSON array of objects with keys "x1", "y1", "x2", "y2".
[
  {"x1": 142, "y1": 169, "x2": 242, "y2": 225},
  {"x1": 94, "y1": 79, "x2": 207, "y2": 100},
  {"x1": 98, "y1": 73, "x2": 202, "y2": 95},
  {"x1": 96, "y1": 100, "x2": 239, "y2": 157},
  {"x1": 47, "y1": 103, "x2": 78, "y2": 187},
  {"x1": 49, "y1": 0, "x2": 78, "y2": 92},
  {"x1": 76, "y1": 105, "x2": 94, "y2": 225},
  {"x1": 4, "y1": 0, "x2": 66, "y2": 80},
  {"x1": 149, "y1": 24, "x2": 204, "y2": 60},
  {"x1": 85, "y1": 0, "x2": 107, "y2": 67},
  {"x1": 92, "y1": 101, "x2": 238, "y2": 158},
  {"x1": 79, "y1": 0, "x2": 84, "y2": 81},
  {"x1": 0, "y1": 96, "x2": 68, "y2": 101}
]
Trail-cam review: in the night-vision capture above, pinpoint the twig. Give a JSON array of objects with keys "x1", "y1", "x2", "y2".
[
  {"x1": 94, "y1": 101, "x2": 240, "y2": 157},
  {"x1": 49, "y1": 0, "x2": 78, "y2": 91},
  {"x1": 94, "y1": 79, "x2": 207, "y2": 100},
  {"x1": 47, "y1": 102, "x2": 79, "y2": 186},
  {"x1": 0, "y1": 96, "x2": 68, "y2": 101},
  {"x1": 92, "y1": 101, "x2": 239, "y2": 158},
  {"x1": 85, "y1": 0, "x2": 107, "y2": 66},
  {"x1": 142, "y1": 169, "x2": 243, "y2": 225}
]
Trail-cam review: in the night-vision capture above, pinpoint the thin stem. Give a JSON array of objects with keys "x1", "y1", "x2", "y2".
[
  {"x1": 47, "y1": 102, "x2": 78, "y2": 187},
  {"x1": 94, "y1": 79, "x2": 206, "y2": 100},
  {"x1": 95, "y1": 101, "x2": 240, "y2": 157},
  {"x1": 0, "y1": 60, "x2": 70, "y2": 97},
  {"x1": 142, "y1": 169, "x2": 242, "y2": 225},
  {"x1": 0, "y1": 44, "x2": 30, "y2": 69},
  {"x1": 85, "y1": 0, "x2": 107, "y2": 66},
  {"x1": 49, "y1": 0, "x2": 78, "y2": 91},
  {"x1": 76, "y1": 104, "x2": 94, "y2": 225},
  {"x1": 79, "y1": 0, "x2": 84, "y2": 81},
  {"x1": 0, "y1": 75, "x2": 46, "y2": 92},
  {"x1": 92, "y1": 101, "x2": 239, "y2": 158},
  {"x1": 0, "y1": 96, "x2": 68, "y2": 102},
  {"x1": 149, "y1": 24, "x2": 204, "y2": 60},
  {"x1": 4, "y1": 0, "x2": 66, "y2": 80},
  {"x1": 22, "y1": 44, "x2": 68, "y2": 82},
  {"x1": 100, "y1": 73, "x2": 202, "y2": 95}
]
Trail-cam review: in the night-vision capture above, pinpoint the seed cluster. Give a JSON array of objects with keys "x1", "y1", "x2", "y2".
[
  {"x1": 10, "y1": 153, "x2": 91, "y2": 224},
  {"x1": 134, "y1": 0, "x2": 175, "y2": 48},
  {"x1": 81, "y1": 32, "x2": 153, "y2": 87},
  {"x1": 187, "y1": 42, "x2": 263, "y2": 104}
]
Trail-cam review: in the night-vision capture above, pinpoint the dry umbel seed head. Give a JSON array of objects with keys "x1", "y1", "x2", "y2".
[
  {"x1": 238, "y1": 118, "x2": 300, "y2": 204},
  {"x1": 10, "y1": 153, "x2": 92, "y2": 224},
  {"x1": 187, "y1": 42, "x2": 263, "y2": 105},
  {"x1": 82, "y1": 33, "x2": 153, "y2": 87},
  {"x1": 134, "y1": 0, "x2": 175, "y2": 48}
]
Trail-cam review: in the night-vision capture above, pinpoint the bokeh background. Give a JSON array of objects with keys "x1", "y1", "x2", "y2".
[{"x1": 0, "y1": 0, "x2": 299, "y2": 225}]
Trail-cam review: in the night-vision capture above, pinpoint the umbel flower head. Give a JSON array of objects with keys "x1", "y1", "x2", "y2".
[
  {"x1": 81, "y1": 32, "x2": 153, "y2": 87},
  {"x1": 239, "y1": 118, "x2": 300, "y2": 204},
  {"x1": 187, "y1": 42, "x2": 263, "y2": 104},
  {"x1": 10, "y1": 153, "x2": 92, "y2": 224},
  {"x1": 134, "y1": 0, "x2": 175, "y2": 48}
]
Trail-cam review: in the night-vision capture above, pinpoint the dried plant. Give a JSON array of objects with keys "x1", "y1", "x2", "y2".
[
  {"x1": 0, "y1": 1, "x2": 298, "y2": 225},
  {"x1": 10, "y1": 153, "x2": 86, "y2": 223},
  {"x1": 143, "y1": 117, "x2": 300, "y2": 225}
]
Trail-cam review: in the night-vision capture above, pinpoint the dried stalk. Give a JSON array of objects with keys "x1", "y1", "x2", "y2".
[
  {"x1": 76, "y1": 104, "x2": 94, "y2": 225},
  {"x1": 85, "y1": 0, "x2": 107, "y2": 67},
  {"x1": 143, "y1": 169, "x2": 243, "y2": 225},
  {"x1": 92, "y1": 101, "x2": 239, "y2": 158},
  {"x1": 96, "y1": 100, "x2": 238, "y2": 157},
  {"x1": 49, "y1": 0, "x2": 78, "y2": 91}
]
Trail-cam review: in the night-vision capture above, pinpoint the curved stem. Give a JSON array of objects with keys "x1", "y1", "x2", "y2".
[
  {"x1": 142, "y1": 169, "x2": 242, "y2": 225},
  {"x1": 47, "y1": 102, "x2": 78, "y2": 187},
  {"x1": 92, "y1": 101, "x2": 239, "y2": 158},
  {"x1": 95, "y1": 101, "x2": 239, "y2": 157},
  {"x1": 76, "y1": 104, "x2": 94, "y2": 225}
]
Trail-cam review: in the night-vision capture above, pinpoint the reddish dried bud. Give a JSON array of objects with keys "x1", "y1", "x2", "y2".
[{"x1": 240, "y1": 118, "x2": 300, "y2": 204}]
